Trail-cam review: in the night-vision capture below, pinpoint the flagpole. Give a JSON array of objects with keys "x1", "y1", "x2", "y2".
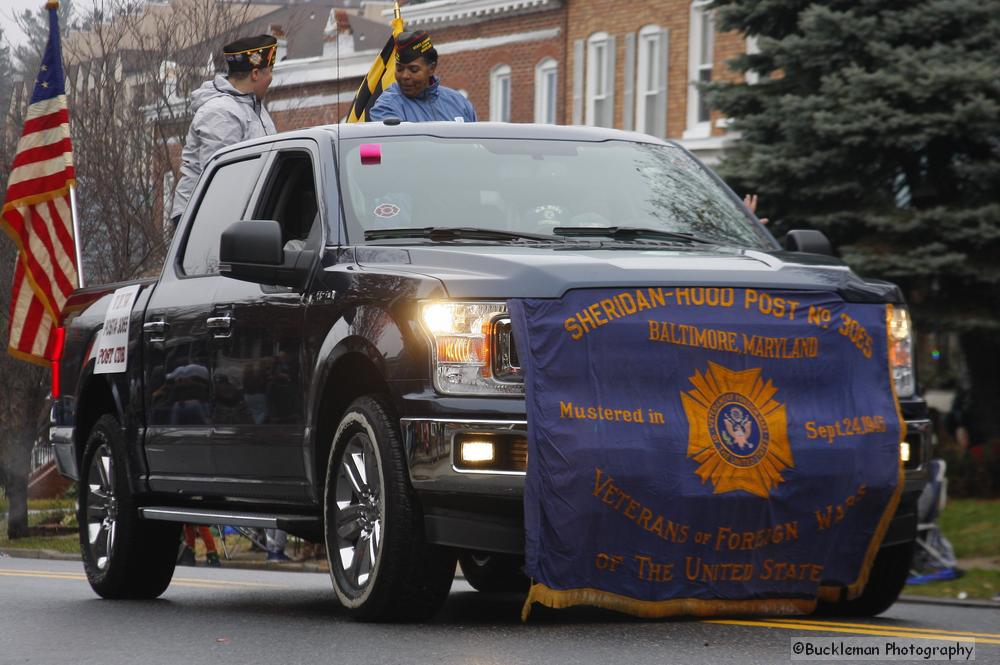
[
  {"x1": 46, "y1": 0, "x2": 83, "y2": 288},
  {"x1": 69, "y1": 185, "x2": 84, "y2": 287}
]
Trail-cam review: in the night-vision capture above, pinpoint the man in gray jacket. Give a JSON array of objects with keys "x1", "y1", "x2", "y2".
[{"x1": 169, "y1": 35, "x2": 278, "y2": 227}]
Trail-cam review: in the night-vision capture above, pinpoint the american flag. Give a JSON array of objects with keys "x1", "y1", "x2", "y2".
[{"x1": 1, "y1": 1, "x2": 79, "y2": 365}]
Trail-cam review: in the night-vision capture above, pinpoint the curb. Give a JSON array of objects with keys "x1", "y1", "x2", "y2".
[
  {"x1": 1, "y1": 547, "x2": 470, "y2": 579},
  {"x1": 0, "y1": 547, "x2": 81, "y2": 562},
  {"x1": 0, "y1": 546, "x2": 330, "y2": 573},
  {"x1": 897, "y1": 594, "x2": 1000, "y2": 610}
]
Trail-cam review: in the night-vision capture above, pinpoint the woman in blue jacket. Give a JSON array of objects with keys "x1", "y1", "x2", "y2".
[{"x1": 370, "y1": 31, "x2": 477, "y2": 123}]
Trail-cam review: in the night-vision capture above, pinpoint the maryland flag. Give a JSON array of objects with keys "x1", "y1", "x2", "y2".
[
  {"x1": 2, "y1": 0, "x2": 80, "y2": 365},
  {"x1": 346, "y1": 2, "x2": 404, "y2": 123}
]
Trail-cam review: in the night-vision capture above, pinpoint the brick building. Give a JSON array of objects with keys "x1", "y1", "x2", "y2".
[
  {"x1": 265, "y1": 0, "x2": 751, "y2": 162},
  {"x1": 152, "y1": 0, "x2": 752, "y2": 223}
]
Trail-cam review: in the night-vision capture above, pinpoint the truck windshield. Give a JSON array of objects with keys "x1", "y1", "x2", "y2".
[{"x1": 340, "y1": 138, "x2": 773, "y2": 248}]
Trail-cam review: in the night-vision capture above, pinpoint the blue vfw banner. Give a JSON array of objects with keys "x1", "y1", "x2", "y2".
[{"x1": 509, "y1": 288, "x2": 903, "y2": 619}]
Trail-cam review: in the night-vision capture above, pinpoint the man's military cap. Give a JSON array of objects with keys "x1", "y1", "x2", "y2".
[
  {"x1": 224, "y1": 34, "x2": 278, "y2": 72},
  {"x1": 395, "y1": 31, "x2": 437, "y2": 65}
]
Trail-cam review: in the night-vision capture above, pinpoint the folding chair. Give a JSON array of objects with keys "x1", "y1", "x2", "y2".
[
  {"x1": 216, "y1": 525, "x2": 269, "y2": 561},
  {"x1": 907, "y1": 459, "x2": 960, "y2": 583}
]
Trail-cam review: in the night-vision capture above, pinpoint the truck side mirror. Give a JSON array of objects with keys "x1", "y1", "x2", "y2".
[
  {"x1": 220, "y1": 220, "x2": 283, "y2": 265},
  {"x1": 219, "y1": 220, "x2": 313, "y2": 288},
  {"x1": 783, "y1": 229, "x2": 833, "y2": 256}
]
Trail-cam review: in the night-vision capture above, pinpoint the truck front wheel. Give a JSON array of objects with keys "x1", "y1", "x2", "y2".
[
  {"x1": 79, "y1": 414, "x2": 180, "y2": 599},
  {"x1": 816, "y1": 541, "x2": 915, "y2": 616},
  {"x1": 324, "y1": 396, "x2": 456, "y2": 621}
]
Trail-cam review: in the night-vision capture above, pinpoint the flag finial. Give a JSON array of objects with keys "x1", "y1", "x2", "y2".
[{"x1": 45, "y1": 1, "x2": 59, "y2": 9}]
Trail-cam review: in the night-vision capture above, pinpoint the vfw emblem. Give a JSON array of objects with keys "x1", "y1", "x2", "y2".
[{"x1": 680, "y1": 362, "x2": 794, "y2": 498}]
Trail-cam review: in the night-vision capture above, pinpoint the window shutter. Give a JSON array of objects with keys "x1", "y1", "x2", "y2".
[
  {"x1": 572, "y1": 39, "x2": 584, "y2": 125},
  {"x1": 622, "y1": 33, "x2": 636, "y2": 132},
  {"x1": 655, "y1": 30, "x2": 669, "y2": 138},
  {"x1": 604, "y1": 34, "x2": 617, "y2": 127}
]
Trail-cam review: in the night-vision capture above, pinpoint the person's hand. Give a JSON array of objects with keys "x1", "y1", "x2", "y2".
[
  {"x1": 743, "y1": 193, "x2": 768, "y2": 225},
  {"x1": 955, "y1": 425, "x2": 970, "y2": 452}
]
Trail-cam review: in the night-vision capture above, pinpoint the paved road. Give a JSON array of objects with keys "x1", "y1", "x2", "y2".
[{"x1": 1, "y1": 557, "x2": 995, "y2": 665}]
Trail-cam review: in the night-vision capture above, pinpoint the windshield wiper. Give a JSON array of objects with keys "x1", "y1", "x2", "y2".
[
  {"x1": 364, "y1": 227, "x2": 565, "y2": 243},
  {"x1": 553, "y1": 226, "x2": 716, "y2": 245}
]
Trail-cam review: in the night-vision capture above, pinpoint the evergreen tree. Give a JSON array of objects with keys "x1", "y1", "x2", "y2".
[
  {"x1": 0, "y1": 28, "x2": 12, "y2": 115},
  {"x1": 707, "y1": 0, "x2": 1000, "y2": 443}
]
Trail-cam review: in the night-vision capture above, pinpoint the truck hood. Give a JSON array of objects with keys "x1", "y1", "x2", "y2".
[{"x1": 354, "y1": 244, "x2": 900, "y2": 303}]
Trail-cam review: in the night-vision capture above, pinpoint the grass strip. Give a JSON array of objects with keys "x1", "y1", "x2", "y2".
[{"x1": 904, "y1": 568, "x2": 1000, "y2": 601}]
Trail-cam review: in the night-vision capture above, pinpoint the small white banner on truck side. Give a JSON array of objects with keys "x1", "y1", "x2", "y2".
[{"x1": 93, "y1": 284, "x2": 141, "y2": 374}]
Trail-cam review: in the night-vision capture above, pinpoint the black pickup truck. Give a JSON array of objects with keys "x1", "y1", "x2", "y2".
[{"x1": 51, "y1": 122, "x2": 930, "y2": 621}]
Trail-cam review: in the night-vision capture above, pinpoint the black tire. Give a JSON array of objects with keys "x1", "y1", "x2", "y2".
[
  {"x1": 816, "y1": 541, "x2": 915, "y2": 617},
  {"x1": 459, "y1": 552, "x2": 529, "y2": 593},
  {"x1": 324, "y1": 396, "x2": 456, "y2": 621},
  {"x1": 78, "y1": 414, "x2": 181, "y2": 599}
]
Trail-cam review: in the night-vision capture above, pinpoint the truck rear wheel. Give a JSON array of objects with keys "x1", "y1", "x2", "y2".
[
  {"x1": 324, "y1": 396, "x2": 456, "y2": 621},
  {"x1": 816, "y1": 541, "x2": 915, "y2": 616},
  {"x1": 79, "y1": 414, "x2": 180, "y2": 599},
  {"x1": 459, "y1": 552, "x2": 529, "y2": 593}
]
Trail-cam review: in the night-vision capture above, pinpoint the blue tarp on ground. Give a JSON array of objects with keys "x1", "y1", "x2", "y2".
[{"x1": 509, "y1": 288, "x2": 903, "y2": 618}]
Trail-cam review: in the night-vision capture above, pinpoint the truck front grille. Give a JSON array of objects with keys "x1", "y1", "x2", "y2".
[
  {"x1": 492, "y1": 317, "x2": 522, "y2": 382},
  {"x1": 509, "y1": 436, "x2": 528, "y2": 471}
]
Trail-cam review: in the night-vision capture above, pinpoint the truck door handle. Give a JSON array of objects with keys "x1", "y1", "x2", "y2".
[
  {"x1": 143, "y1": 320, "x2": 168, "y2": 341},
  {"x1": 206, "y1": 315, "x2": 233, "y2": 337}
]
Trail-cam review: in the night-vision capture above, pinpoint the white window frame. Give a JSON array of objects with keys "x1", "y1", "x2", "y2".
[
  {"x1": 635, "y1": 25, "x2": 668, "y2": 137},
  {"x1": 159, "y1": 60, "x2": 179, "y2": 101},
  {"x1": 745, "y1": 35, "x2": 760, "y2": 85},
  {"x1": 490, "y1": 64, "x2": 512, "y2": 122},
  {"x1": 685, "y1": 0, "x2": 715, "y2": 138},
  {"x1": 585, "y1": 32, "x2": 614, "y2": 127},
  {"x1": 534, "y1": 58, "x2": 558, "y2": 124}
]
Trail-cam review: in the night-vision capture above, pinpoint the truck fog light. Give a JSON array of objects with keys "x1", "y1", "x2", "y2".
[
  {"x1": 899, "y1": 441, "x2": 910, "y2": 463},
  {"x1": 460, "y1": 440, "x2": 495, "y2": 463}
]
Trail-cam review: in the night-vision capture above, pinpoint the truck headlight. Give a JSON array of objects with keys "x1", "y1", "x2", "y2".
[
  {"x1": 887, "y1": 305, "x2": 915, "y2": 398},
  {"x1": 420, "y1": 301, "x2": 524, "y2": 395}
]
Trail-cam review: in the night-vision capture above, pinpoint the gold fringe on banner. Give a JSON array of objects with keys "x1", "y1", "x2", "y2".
[{"x1": 521, "y1": 584, "x2": 816, "y2": 622}]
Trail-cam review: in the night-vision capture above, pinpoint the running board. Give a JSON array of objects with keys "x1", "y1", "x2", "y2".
[{"x1": 139, "y1": 507, "x2": 319, "y2": 531}]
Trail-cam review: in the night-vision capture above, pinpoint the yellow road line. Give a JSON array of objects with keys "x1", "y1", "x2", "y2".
[
  {"x1": 172, "y1": 576, "x2": 285, "y2": 589},
  {"x1": 0, "y1": 569, "x2": 285, "y2": 589},
  {"x1": 775, "y1": 617, "x2": 1000, "y2": 639},
  {"x1": 0, "y1": 570, "x2": 82, "y2": 580},
  {"x1": 705, "y1": 619, "x2": 1000, "y2": 646},
  {"x1": 173, "y1": 580, "x2": 268, "y2": 590}
]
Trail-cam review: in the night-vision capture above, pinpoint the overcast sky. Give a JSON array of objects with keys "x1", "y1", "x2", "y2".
[
  {"x1": 1, "y1": 0, "x2": 99, "y2": 49},
  {"x1": 1, "y1": 0, "x2": 48, "y2": 48}
]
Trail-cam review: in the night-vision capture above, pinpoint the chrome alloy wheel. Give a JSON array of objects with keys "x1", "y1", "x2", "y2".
[
  {"x1": 85, "y1": 443, "x2": 117, "y2": 571},
  {"x1": 334, "y1": 432, "x2": 383, "y2": 591}
]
